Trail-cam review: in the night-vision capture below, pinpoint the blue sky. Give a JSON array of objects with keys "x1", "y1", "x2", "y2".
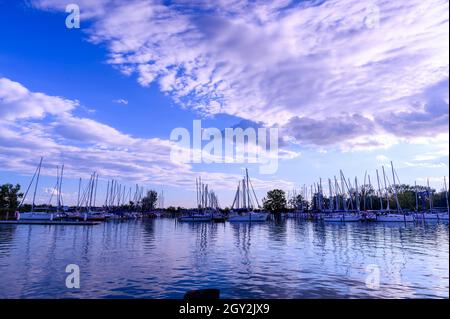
[{"x1": 0, "y1": 0, "x2": 448, "y2": 208}]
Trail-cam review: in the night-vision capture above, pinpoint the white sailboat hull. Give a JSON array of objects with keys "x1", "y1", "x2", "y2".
[
  {"x1": 178, "y1": 215, "x2": 212, "y2": 222},
  {"x1": 376, "y1": 214, "x2": 414, "y2": 222},
  {"x1": 18, "y1": 212, "x2": 54, "y2": 221},
  {"x1": 323, "y1": 214, "x2": 361, "y2": 222},
  {"x1": 68, "y1": 211, "x2": 106, "y2": 221},
  {"x1": 416, "y1": 213, "x2": 450, "y2": 220},
  {"x1": 228, "y1": 212, "x2": 268, "y2": 222}
]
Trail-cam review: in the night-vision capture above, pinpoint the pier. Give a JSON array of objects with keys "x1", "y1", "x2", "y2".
[{"x1": 0, "y1": 220, "x2": 100, "y2": 226}]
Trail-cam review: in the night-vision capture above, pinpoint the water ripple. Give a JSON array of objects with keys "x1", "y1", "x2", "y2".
[{"x1": 0, "y1": 219, "x2": 448, "y2": 298}]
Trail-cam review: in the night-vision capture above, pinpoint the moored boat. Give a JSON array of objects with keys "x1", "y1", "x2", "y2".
[
  {"x1": 178, "y1": 214, "x2": 212, "y2": 222},
  {"x1": 375, "y1": 212, "x2": 414, "y2": 222},
  {"x1": 212, "y1": 211, "x2": 227, "y2": 222},
  {"x1": 228, "y1": 211, "x2": 268, "y2": 222},
  {"x1": 18, "y1": 212, "x2": 54, "y2": 221},
  {"x1": 228, "y1": 169, "x2": 267, "y2": 222},
  {"x1": 360, "y1": 211, "x2": 377, "y2": 222},
  {"x1": 322, "y1": 212, "x2": 361, "y2": 222}
]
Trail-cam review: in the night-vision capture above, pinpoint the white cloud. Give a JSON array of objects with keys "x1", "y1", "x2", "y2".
[
  {"x1": 0, "y1": 77, "x2": 77, "y2": 121},
  {"x1": 30, "y1": 0, "x2": 449, "y2": 150},
  {"x1": 404, "y1": 162, "x2": 447, "y2": 169},
  {"x1": 113, "y1": 98, "x2": 128, "y2": 105},
  {"x1": 376, "y1": 155, "x2": 389, "y2": 162},
  {"x1": 0, "y1": 76, "x2": 294, "y2": 203}
]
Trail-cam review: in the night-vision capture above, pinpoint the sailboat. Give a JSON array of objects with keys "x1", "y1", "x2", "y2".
[
  {"x1": 178, "y1": 178, "x2": 213, "y2": 222},
  {"x1": 374, "y1": 162, "x2": 414, "y2": 222},
  {"x1": 323, "y1": 211, "x2": 361, "y2": 222},
  {"x1": 322, "y1": 174, "x2": 360, "y2": 222},
  {"x1": 70, "y1": 172, "x2": 106, "y2": 221},
  {"x1": 228, "y1": 169, "x2": 268, "y2": 222},
  {"x1": 17, "y1": 158, "x2": 54, "y2": 221},
  {"x1": 416, "y1": 177, "x2": 450, "y2": 221}
]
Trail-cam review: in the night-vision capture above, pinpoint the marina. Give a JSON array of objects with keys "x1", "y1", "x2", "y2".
[
  {"x1": 0, "y1": 220, "x2": 100, "y2": 226},
  {"x1": 1, "y1": 160, "x2": 448, "y2": 298},
  {"x1": 0, "y1": 0, "x2": 448, "y2": 305},
  {"x1": 5, "y1": 159, "x2": 450, "y2": 226}
]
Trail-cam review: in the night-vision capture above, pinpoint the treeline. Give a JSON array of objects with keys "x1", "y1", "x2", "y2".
[
  {"x1": 0, "y1": 184, "x2": 23, "y2": 216},
  {"x1": 262, "y1": 184, "x2": 449, "y2": 212}
]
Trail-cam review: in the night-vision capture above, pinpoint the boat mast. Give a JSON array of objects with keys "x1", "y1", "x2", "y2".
[
  {"x1": 339, "y1": 171, "x2": 348, "y2": 211},
  {"x1": 235, "y1": 181, "x2": 240, "y2": 209},
  {"x1": 368, "y1": 174, "x2": 373, "y2": 210},
  {"x1": 319, "y1": 178, "x2": 323, "y2": 211},
  {"x1": 122, "y1": 185, "x2": 126, "y2": 207},
  {"x1": 334, "y1": 176, "x2": 339, "y2": 210},
  {"x1": 382, "y1": 166, "x2": 390, "y2": 211},
  {"x1": 414, "y1": 181, "x2": 418, "y2": 212},
  {"x1": 340, "y1": 171, "x2": 353, "y2": 211},
  {"x1": 347, "y1": 178, "x2": 353, "y2": 210},
  {"x1": 363, "y1": 171, "x2": 367, "y2": 211},
  {"x1": 31, "y1": 157, "x2": 43, "y2": 212},
  {"x1": 328, "y1": 178, "x2": 333, "y2": 211},
  {"x1": 355, "y1": 177, "x2": 360, "y2": 211},
  {"x1": 444, "y1": 176, "x2": 449, "y2": 215},
  {"x1": 390, "y1": 161, "x2": 402, "y2": 214},
  {"x1": 241, "y1": 178, "x2": 245, "y2": 209},
  {"x1": 195, "y1": 179, "x2": 200, "y2": 209},
  {"x1": 117, "y1": 182, "x2": 121, "y2": 207},
  {"x1": 58, "y1": 164, "x2": 64, "y2": 211},
  {"x1": 88, "y1": 173, "x2": 95, "y2": 211},
  {"x1": 246, "y1": 173, "x2": 261, "y2": 209},
  {"x1": 427, "y1": 178, "x2": 433, "y2": 211},
  {"x1": 93, "y1": 173, "x2": 99, "y2": 208},
  {"x1": 246, "y1": 169, "x2": 251, "y2": 209},
  {"x1": 77, "y1": 178, "x2": 82, "y2": 209},
  {"x1": 376, "y1": 169, "x2": 383, "y2": 211},
  {"x1": 105, "y1": 180, "x2": 110, "y2": 208}
]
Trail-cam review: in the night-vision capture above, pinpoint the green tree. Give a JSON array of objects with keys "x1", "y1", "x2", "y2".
[
  {"x1": 0, "y1": 184, "x2": 23, "y2": 213},
  {"x1": 289, "y1": 194, "x2": 308, "y2": 210},
  {"x1": 166, "y1": 206, "x2": 177, "y2": 213},
  {"x1": 263, "y1": 189, "x2": 287, "y2": 213},
  {"x1": 141, "y1": 190, "x2": 158, "y2": 211}
]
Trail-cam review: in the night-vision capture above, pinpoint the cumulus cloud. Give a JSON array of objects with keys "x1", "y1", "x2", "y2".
[
  {"x1": 376, "y1": 79, "x2": 449, "y2": 138},
  {"x1": 284, "y1": 113, "x2": 375, "y2": 146},
  {"x1": 0, "y1": 77, "x2": 294, "y2": 199},
  {"x1": 30, "y1": 0, "x2": 449, "y2": 150},
  {"x1": 0, "y1": 77, "x2": 77, "y2": 120}
]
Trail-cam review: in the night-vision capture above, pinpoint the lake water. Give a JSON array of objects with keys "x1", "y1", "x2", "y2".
[{"x1": 0, "y1": 219, "x2": 448, "y2": 299}]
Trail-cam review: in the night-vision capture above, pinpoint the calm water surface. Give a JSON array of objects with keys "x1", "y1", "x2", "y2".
[{"x1": 0, "y1": 219, "x2": 448, "y2": 298}]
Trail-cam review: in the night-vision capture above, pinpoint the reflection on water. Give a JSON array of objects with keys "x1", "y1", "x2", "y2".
[{"x1": 0, "y1": 219, "x2": 448, "y2": 298}]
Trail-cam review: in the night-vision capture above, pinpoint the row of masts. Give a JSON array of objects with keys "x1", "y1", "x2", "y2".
[
  {"x1": 310, "y1": 161, "x2": 401, "y2": 212},
  {"x1": 19, "y1": 157, "x2": 154, "y2": 212},
  {"x1": 231, "y1": 168, "x2": 260, "y2": 210},
  {"x1": 102, "y1": 179, "x2": 145, "y2": 210},
  {"x1": 287, "y1": 161, "x2": 449, "y2": 214},
  {"x1": 17, "y1": 158, "x2": 448, "y2": 214},
  {"x1": 76, "y1": 172, "x2": 99, "y2": 211},
  {"x1": 21, "y1": 158, "x2": 67, "y2": 212},
  {"x1": 196, "y1": 177, "x2": 219, "y2": 210}
]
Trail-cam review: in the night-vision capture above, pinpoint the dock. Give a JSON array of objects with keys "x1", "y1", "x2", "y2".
[{"x1": 0, "y1": 220, "x2": 101, "y2": 226}]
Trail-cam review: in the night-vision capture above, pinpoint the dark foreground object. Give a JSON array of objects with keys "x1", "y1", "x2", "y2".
[
  {"x1": 0, "y1": 220, "x2": 100, "y2": 226},
  {"x1": 184, "y1": 289, "x2": 221, "y2": 299}
]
